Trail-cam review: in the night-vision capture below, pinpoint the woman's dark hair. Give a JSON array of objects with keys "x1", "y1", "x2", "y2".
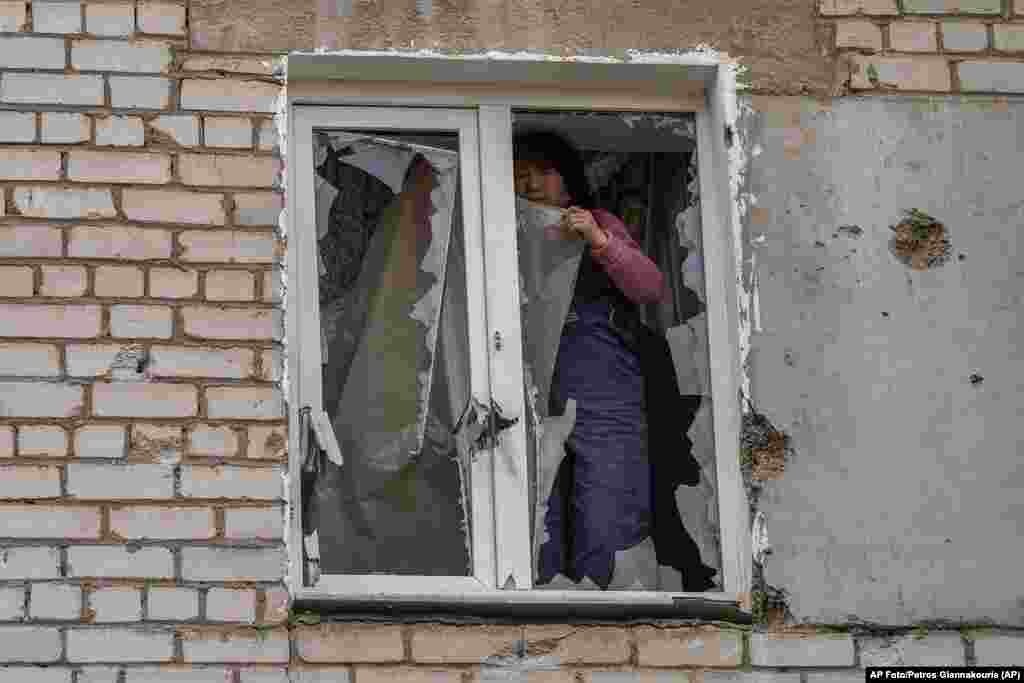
[{"x1": 513, "y1": 129, "x2": 594, "y2": 209}]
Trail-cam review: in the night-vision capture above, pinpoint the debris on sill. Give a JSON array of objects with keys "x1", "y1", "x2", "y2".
[
  {"x1": 837, "y1": 224, "x2": 863, "y2": 237},
  {"x1": 889, "y1": 209, "x2": 952, "y2": 271}
]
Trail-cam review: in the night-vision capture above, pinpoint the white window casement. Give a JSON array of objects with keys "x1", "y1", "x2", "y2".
[{"x1": 285, "y1": 52, "x2": 749, "y2": 618}]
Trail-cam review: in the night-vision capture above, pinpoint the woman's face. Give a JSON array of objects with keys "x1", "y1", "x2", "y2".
[{"x1": 514, "y1": 158, "x2": 571, "y2": 208}]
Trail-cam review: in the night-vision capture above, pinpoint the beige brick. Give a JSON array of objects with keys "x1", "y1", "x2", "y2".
[
  {"x1": 41, "y1": 112, "x2": 90, "y2": 144},
  {"x1": 95, "y1": 266, "x2": 144, "y2": 298},
  {"x1": 262, "y1": 586, "x2": 289, "y2": 625},
  {"x1": 941, "y1": 22, "x2": 988, "y2": 51},
  {"x1": 109, "y1": 76, "x2": 173, "y2": 109},
  {"x1": 204, "y1": 117, "x2": 252, "y2": 148},
  {"x1": 33, "y1": 1, "x2": 81, "y2": 33},
  {"x1": 148, "y1": 114, "x2": 199, "y2": 147},
  {"x1": 180, "y1": 546, "x2": 285, "y2": 582},
  {"x1": 1, "y1": 504, "x2": 101, "y2": 539},
  {"x1": 206, "y1": 270, "x2": 255, "y2": 301},
  {"x1": 13, "y1": 186, "x2": 116, "y2": 219},
  {"x1": 129, "y1": 423, "x2": 183, "y2": 461},
  {"x1": 234, "y1": 192, "x2": 282, "y2": 226},
  {"x1": 850, "y1": 55, "x2": 952, "y2": 91},
  {"x1": 93, "y1": 382, "x2": 198, "y2": 418},
  {"x1": 182, "y1": 56, "x2": 275, "y2": 76},
  {"x1": 110, "y1": 505, "x2": 216, "y2": 539},
  {"x1": 206, "y1": 386, "x2": 283, "y2": 420},
  {"x1": 30, "y1": 582, "x2": 82, "y2": 620},
  {"x1": 40, "y1": 267, "x2": 88, "y2": 298},
  {"x1": 0, "y1": 35, "x2": 65, "y2": 68},
  {"x1": 352, "y1": 669, "x2": 460, "y2": 683},
  {"x1": 72, "y1": 39, "x2": 173, "y2": 73},
  {"x1": 411, "y1": 624, "x2": 522, "y2": 663},
  {"x1": 137, "y1": 1, "x2": 186, "y2": 35},
  {"x1": 0, "y1": 111, "x2": 35, "y2": 141},
  {"x1": 0, "y1": 343, "x2": 60, "y2": 377},
  {"x1": 90, "y1": 586, "x2": 142, "y2": 623},
  {"x1": 180, "y1": 153, "x2": 277, "y2": 188},
  {"x1": 820, "y1": 0, "x2": 898, "y2": 14},
  {"x1": 634, "y1": 626, "x2": 743, "y2": 667},
  {"x1": 73, "y1": 425, "x2": 126, "y2": 458},
  {"x1": 890, "y1": 22, "x2": 939, "y2": 52},
  {"x1": 188, "y1": 424, "x2": 239, "y2": 457},
  {"x1": 0, "y1": 425, "x2": 13, "y2": 457},
  {"x1": 259, "y1": 249, "x2": 284, "y2": 293},
  {"x1": 66, "y1": 344, "x2": 124, "y2": 378},
  {"x1": 0, "y1": 225, "x2": 61, "y2": 258},
  {"x1": 67, "y1": 545, "x2": 173, "y2": 578},
  {"x1": 958, "y1": 60, "x2": 1024, "y2": 92},
  {"x1": 179, "y1": 231, "x2": 276, "y2": 264},
  {"x1": 246, "y1": 425, "x2": 286, "y2": 460},
  {"x1": 148, "y1": 346, "x2": 252, "y2": 380},
  {"x1": 69, "y1": 225, "x2": 172, "y2": 261},
  {"x1": 68, "y1": 151, "x2": 171, "y2": 184},
  {"x1": 0, "y1": 547, "x2": 61, "y2": 579},
  {"x1": 110, "y1": 304, "x2": 173, "y2": 338},
  {"x1": 123, "y1": 189, "x2": 226, "y2": 225},
  {"x1": 0, "y1": 266, "x2": 34, "y2": 297},
  {"x1": 296, "y1": 624, "x2": 405, "y2": 663},
  {"x1": 95, "y1": 115, "x2": 145, "y2": 146},
  {"x1": 0, "y1": 149, "x2": 60, "y2": 180},
  {"x1": 258, "y1": 349, "x2": 281, "y2": 382},
  {"x1": 0, "y1": 1, "x2": 28, "y2": 32},
  {"x1": 257, "y1": 120, "x2": 277, "y2": 151},
  {"x1": 86, "y1": 3, "x2": 136, "y2": 37},
  {"x1": 750, "y1": 632, "x2": 854, "y2": 667},
  {"x1": 179, "y1": 464, "x2": 282, "y2": 499},
  {"x1": 2, "y1": 74, "x2": 104, "y2": 107},
  {"x1": 147, "y1": 587, "x2": 199, "y2": 621},
  {"x1": 0, "y1": 304, "x2": 101, "y2": 338},
  {"x1": 0, "y1": 383, "x2": 83, "y2": 418},
  {"x1": 860, "y1": 633, "x2": 965, "y2": 666},
  {"x1": 525, "y1": 625, "x2": 631, "y2": 664},
  {"x1": 182, "y1": 306, "x2": 281, "y2": 340},
  {"x1": 67, "y1": 627, "x2": 174, "y2": 663},
  {"x1": 18, "y1": 426, "x2": 68, "y2": 457},
  {"x1": 149, "y1": 268, "x2": 199, "y2": 299},
  {"x1": 0, "y1": 585, "x2": 26, "y2": 620},
  {"x1": 67, "y1": 462, "x2": 174, "y2": 499},
  {"x1": 0, "y1": 464, "x2": 62, "y2": 498},
  {"x1": 994, "y1": 24, "x2": 1024, "y2": 51},
  {"x1": 224, "y1": 506, "x2": 283, "y2": 540},
  {"x1": 206, "y1": 588, "x2": 257, "y2": 623},
  {"x1": 180, "y1": 79, "x2": 281, "y2": 113},
  {"x1": 181, "y1": 627, "x2": 290, "y2": 663}
]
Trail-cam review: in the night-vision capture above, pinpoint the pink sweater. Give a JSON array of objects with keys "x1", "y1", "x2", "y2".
[{"x1": 589, "y1": 208, "x2": 665, "y2": 305}]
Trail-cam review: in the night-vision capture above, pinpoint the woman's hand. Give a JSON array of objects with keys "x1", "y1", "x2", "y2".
[{"x1": 562, "y1": 207, "x2": 609, "y2": 249}]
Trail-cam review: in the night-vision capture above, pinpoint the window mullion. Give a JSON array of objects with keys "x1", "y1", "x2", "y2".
[{"x1": 477, "y1": 104, "x2": 534, "y2": 590}]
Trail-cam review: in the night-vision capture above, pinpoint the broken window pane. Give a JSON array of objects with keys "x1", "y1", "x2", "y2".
[
  {"x1": 309, "y1": 129, "x2": 472, "y2": 576},
  {"x1": 512, "y1": 111, "x2": 721, "y2": 591}
]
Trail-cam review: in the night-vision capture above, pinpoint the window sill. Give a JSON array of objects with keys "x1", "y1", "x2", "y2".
[{"x1": 292, "y1": 589, "x2": 752, "y2": 624}]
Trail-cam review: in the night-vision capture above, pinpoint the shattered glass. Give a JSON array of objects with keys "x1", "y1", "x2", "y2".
[{"x1": 309, "y1": 130, "x2": 473, "y2": 576}]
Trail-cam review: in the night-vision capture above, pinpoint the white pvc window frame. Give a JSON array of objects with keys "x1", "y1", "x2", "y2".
[{"x1": 285, "y1": 54, "x2": 750, "y2": 612}]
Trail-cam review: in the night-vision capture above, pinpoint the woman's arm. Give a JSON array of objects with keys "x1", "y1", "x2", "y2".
[{"x1": 588, "y1": 208, "x2": 665, "y2": 304}]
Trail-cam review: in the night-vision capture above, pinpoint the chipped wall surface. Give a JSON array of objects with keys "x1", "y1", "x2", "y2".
[
  {"x1": 741, "y1": 94, "x2": 1024, "y2": 626},
  {"x1": 190, "y1": 0, "x2": 837, "y2": 96}
]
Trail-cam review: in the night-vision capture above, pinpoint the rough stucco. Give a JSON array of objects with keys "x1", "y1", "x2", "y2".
[
  {"x1": 190, "y1": 0, "x2": 837, "y2": 96},
  {"x1": 743, "y1": 95, "x2": 1024, "y2": 627}
]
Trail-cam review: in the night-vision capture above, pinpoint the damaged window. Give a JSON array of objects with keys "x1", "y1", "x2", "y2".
[
  {"x1": 291, "y1": 105, "x2": 728, "y2": 599},
  {"x1": 305, "y1": 128, "x2": 475, "y2": 577},
  {"x1": 513, "y1": 111, "x2": 720, "y2": 592}
]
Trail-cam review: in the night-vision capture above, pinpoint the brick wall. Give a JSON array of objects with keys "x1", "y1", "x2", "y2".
[
  {"x1": 1, "y1": 0, "x2": 1023, "y2": 680},
  {"x1": 823, "y1": 0, "x2": 1024, "y2": 92}
]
